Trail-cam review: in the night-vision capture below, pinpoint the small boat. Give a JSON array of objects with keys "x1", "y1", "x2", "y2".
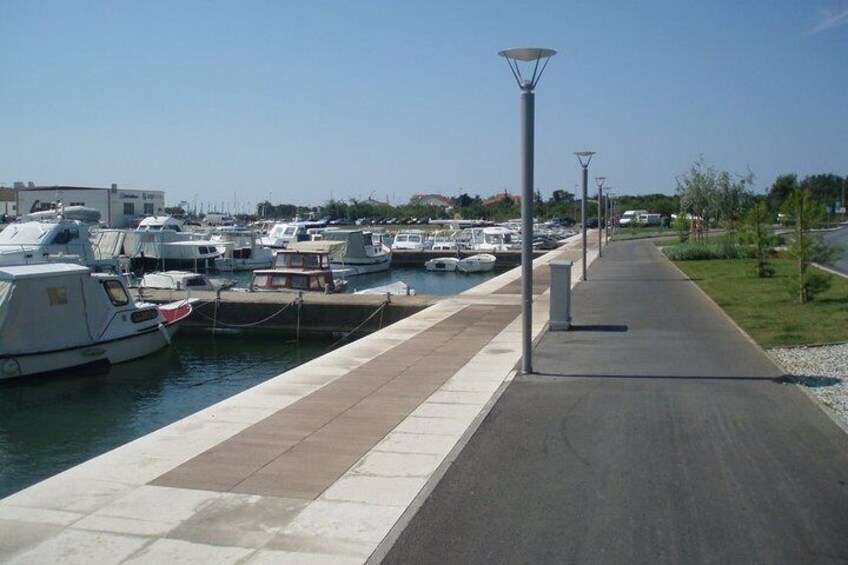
[
  {"x1": 138, "y1": 270, "x2": 235, "y2": 292},
  {"x1": 0, "y1": 215, "x2": 119, "y2": 272},
  {"x1": 456, "y1": 253, "x2": 496, "y2": 273},
  {"x1": 258, "y1": 221, "x2": 324, "y2": 249},
  {"x1": 424, "y1": 257, "x2": 460, "y2": 272},
  {"x1": 321, "y1": 229, "x2": 392, "y2": 276},
  {"x1": 122, "y1": 215, "x2": 222, "y2": 270},
  {"x1": 390, "y1": 230, "x2": 427, "y2": 251},
  {"x1": 0, "y1": 263, "x2": 193, "y2": 380},
  {"x1": 249, "y1": 240, "x2": 348, "y2": 293},
  {"x1": 211, "y1": 228, "x2": 274, "y2": 271}
]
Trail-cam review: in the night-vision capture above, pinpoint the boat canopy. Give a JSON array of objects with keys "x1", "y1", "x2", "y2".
[
  {"x1": 286, "y1": 240, "x2": 348, "y2": 258},
  {"x1": 0, "y1": 264, "x2": 126, "y2": 355}
]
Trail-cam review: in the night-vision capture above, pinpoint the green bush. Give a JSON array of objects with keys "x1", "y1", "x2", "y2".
[{"x1": 663, "y1": 243, "x2": 736, "y2": 260}]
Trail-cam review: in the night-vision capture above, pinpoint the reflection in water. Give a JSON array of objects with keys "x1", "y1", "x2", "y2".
[{"x1": 0, "y1": 329, "x2": 330, "y2": 498}]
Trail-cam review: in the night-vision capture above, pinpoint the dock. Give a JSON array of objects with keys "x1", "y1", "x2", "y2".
[{"x1": 141, "y1": 289, "x2": 438, "y2": 336}]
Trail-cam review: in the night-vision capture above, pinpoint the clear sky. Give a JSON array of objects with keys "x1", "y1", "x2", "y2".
[{"x1": 1, "y1": 1, "x2": 846, "y2": 212}]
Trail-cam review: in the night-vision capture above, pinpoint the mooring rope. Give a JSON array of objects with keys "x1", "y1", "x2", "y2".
[
  {"x1": 192, "y1": 296, "x2": 299, "y2": 329},
  {"x1": 319, "y1": 298, "x2": 390, "y2": 353},
  {"x1": 181, "y1": 296, "x2": 391, "y2": 388}
]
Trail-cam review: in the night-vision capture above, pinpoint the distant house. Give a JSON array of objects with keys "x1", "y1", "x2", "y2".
[
  {"x1": 410, "y1": 193, "x2": 451, "y2": 208},
  {"x1": 483, "y1": 191, "x2": 520, "y2": 207}
]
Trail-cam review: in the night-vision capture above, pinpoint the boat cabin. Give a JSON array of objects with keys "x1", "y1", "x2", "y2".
[{"x1": 249, "y1": 240, "x2": 348, "y2": 293}]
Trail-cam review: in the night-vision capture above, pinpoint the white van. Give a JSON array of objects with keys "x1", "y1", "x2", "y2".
[{"x1": 619, "y1": 210, "x2": 647, "y2": 227}]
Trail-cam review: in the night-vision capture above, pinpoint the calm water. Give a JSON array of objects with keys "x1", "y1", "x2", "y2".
[
  {"x1": 0, "y1": 330, "x2": 330, "y2": 498},
  {"x1": 0, "y1": 268, "x2": 500, "y2": 498}
]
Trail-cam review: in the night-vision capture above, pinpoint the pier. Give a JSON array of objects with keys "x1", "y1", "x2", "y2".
[{"x1": 141, "y1": 289, "x2": 437, "y2": 336}]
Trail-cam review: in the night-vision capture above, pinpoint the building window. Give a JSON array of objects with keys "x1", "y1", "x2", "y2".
[
  {"x1": 143, "y1": 203, "x2": 154, "y2": 215},
  {"x1": 123, "y1": 202, "x2": 135, "y2": 215}
]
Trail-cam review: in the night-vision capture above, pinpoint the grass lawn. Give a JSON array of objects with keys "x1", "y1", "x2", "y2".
[
  {"x1": 611, "y1": 226, "x2": 676, "y2": 240},
  {"x1": 671, "y1": 258, "x2": 848, "y2": 349}
]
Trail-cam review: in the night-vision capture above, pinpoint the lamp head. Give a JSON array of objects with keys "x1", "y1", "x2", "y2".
[
  {"x1": 499, "y1": 47, "x2": 557, "y2": 91},
  {"x1": 574, "y1": 151, "x2": 596, "y2": 168}
]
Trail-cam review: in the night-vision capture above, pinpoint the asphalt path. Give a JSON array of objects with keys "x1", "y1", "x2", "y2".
[
  {"x1": 380, "y1": 240, "x2": 848, "y2": 564},
  {"x1": 821, "y1": 225, "x2": 848, "y2": 275}
]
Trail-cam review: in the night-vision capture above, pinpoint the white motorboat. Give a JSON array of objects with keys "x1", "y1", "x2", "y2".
[
  {"x1": 0, "y1": 263, "x2": 193, "y2": 380},
  {"x1": 0, "y1": 213, "x2": 119, "y2": 272},
  {"x1": 430, "y1": 230, "x2": 460, "y2": 252},
  {"x1": 390, "y1": 230, "x2": 427, "y2": 251},
  {"x1": 459, "y1": 226, "x2": 519, "y2": 252},
  {"x1": 258, "y1": 221, "x2": 324, "y2": 249},
  {"x1": 138, "y1": 270, "x2": 235, "y2": 293},
  {"x1": 321, "y1": 229, "x2": 392, "y2": 276},
  {"x1": 424, "y1": 257, "x2": 460, "y2": 272},
  {"x1": 122, "y1": 215, "x2": 222, "y2": 270},
  {"x1": 456, "y1": 253, "x2": 496, "y2": 273},
  {"x1": 210, "y1": 229, "x2": 274, "y2": 271}
]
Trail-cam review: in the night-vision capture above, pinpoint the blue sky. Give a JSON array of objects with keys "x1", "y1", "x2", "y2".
[{"x1": 1, "y1": 1, "x2": 846, "y2": 211}]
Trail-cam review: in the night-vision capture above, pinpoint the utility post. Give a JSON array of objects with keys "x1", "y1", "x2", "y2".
[
  {"x1": 595, "y1": 176, "x2": 606, "y2": 257},
  {"x1": 575, "y1": 151, "x2": 595, "y2": 281},
  {"x1": 499, "y1": 47, "x2": 556, "y2": 375}
]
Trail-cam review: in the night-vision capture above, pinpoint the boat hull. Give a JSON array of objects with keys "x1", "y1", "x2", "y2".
[
  {"x1": 424, "y1": 257, "x2": 460, "y2": 272},
  {"x1": 331, "y1": 255, "x2": 391, "y2": 277},
  {"x1": 456, "y1": 254, "x2": 496, "y2": 273},
  {"x1": 0, "y1": 323, "x2": 180, "y2": 380}
]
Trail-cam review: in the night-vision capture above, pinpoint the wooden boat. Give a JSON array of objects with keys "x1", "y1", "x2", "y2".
[
  {"x1": 248, "y1": 241, "x2": 348, "y2": 293},
  {"x1": 0, "y1": 263, "x2": 192, "y2": 380}
]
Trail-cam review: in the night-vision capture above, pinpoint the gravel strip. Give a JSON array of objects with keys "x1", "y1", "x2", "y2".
[{"x1": 768, "y1": 343, "x2": 848, "y2": 428}]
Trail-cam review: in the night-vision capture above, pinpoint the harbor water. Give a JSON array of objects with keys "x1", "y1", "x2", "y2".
[{"x1": 0, "y1": 267, "x2": 500, "y2": 498}]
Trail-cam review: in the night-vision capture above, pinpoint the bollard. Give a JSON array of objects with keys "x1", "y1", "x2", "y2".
[{"x1": 549, "y1": 259, "x2": 573, "y2": 331}]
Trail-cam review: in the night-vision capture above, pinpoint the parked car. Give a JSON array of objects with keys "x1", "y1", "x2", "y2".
[{"x1": 549, "y1": 216, "x2": 576, "y2": 227}]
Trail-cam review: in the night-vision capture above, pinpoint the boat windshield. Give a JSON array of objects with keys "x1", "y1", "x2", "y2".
[
  {"x1": 102, "y1": 280, "x2": 130, "y2": 306},
  {"x1": 0, "y1": 280, "x2": 12, "y2": 329},
  {"x1": 0, "y1": 224, "x2": 51, "y2": 243}
]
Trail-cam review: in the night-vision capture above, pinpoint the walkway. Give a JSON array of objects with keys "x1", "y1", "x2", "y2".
[
  {"x1": 0, "y1": 234, "x2": 590, "y2": 564},
  {"x1": 380, "y1": 240, "x2": 848, "y2": 564}
]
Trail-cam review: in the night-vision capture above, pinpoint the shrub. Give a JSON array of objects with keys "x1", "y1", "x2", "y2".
[{"x1": 663, "y1": 242, "x2": 741, "y2": 261}]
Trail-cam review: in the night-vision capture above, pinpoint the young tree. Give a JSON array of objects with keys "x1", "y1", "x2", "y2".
[
  {"x1": 782, "y1": 188, "x2": 834, "y2": 302},
  {"x1": 676, "y1": 157, "x2": 719, "y2": 240},
  {"x1": 743, "y1": 201, "x2": 775, "y2": 278},
  {"x1": 672, "y1": 212, "x2": 691, "y2": 242}
]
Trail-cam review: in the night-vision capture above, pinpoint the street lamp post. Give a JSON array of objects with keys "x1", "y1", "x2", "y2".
[
  {"x1": 499, "y1": 47, "x2": 556, "y2": 375},
  {"x1": 575, "y1": 151, "x2": 595, "y2": 281},
  {"x1": 604, "y1": 189, "x2": 613, "y2": 244},
  {"x1": 595, "y1": 176, "x2": 606, "y2": 258}
]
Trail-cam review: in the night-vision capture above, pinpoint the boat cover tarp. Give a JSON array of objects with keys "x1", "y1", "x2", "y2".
[
  {"x1": 0, "y1": 265, "x2": 114, "y2": 355},
  {"x1": 287, "y1": 240, "x2": 348, "y2": 258}
]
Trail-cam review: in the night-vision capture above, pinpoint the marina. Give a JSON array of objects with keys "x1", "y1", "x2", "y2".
[{"x1": 0, "y1": 249, "x2": 522, "y2": 499}]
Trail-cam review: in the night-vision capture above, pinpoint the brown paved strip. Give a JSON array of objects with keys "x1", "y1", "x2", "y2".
[
  {"x1": 151, "y1": 304, "x2": 520, "y2": 498},
  {"x1": 493, "y1": 246, "x2": 586, "y2": 295}
]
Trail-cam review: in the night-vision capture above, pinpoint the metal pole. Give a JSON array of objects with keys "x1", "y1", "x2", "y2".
[
  {"x1": 581, "y1": 165, "x2": 588, "y2": 281},
  {"x1": 520, "y1": 84, "x2": 534, "y2": 374},
  {"x1": 597, "y1": 184, "x2": 603, "y2": 257}
]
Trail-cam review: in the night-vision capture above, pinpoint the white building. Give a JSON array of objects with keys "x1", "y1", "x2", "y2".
[{"x1": 13, "y1": 184, "x2": 165, "y2": 228}]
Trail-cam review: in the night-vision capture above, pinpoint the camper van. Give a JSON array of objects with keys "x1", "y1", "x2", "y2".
[{"x1": 618, "y1": 210, "x2": 648, "y2": 227}]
